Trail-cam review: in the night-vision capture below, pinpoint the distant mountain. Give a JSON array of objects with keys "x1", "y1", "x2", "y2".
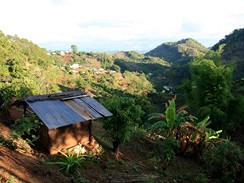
[
  {"x1": 211, "y1": 28, "x2": 244, "y2": 79},
  {"x1": 113, "y1": 51, "x2": 170, "y2": 74},
  {"x1": 113, "y1": 51, "x2": 171, "y2": 91},
  {"x1": 145, "y1": 38, "x2": 208, "y2": 63}
]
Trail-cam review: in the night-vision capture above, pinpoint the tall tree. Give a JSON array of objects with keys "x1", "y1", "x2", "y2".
[
  {"x1": 183, "y1": 55, "x2": 233, "y2": 129},
  {"x1": 71, "y1": 44, "x2": 78, "y2": 62},
  {"x1": 71, "y1": 45, "x2": 78, "y2": 55},
  {"x1": 102, "y1": 96, "x2": 144, "y2": 159}
]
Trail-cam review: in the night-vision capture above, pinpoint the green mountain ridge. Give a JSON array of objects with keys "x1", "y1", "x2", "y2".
[
  {"x1": 1, "y1": 28, "x2": 243, "y2": 103},
  {"x1": 211, "y1": 28, "x2": 244, "y2": 79},
  {"x1": 145, "y1": 38, "x2": 209, "y2": 63}
]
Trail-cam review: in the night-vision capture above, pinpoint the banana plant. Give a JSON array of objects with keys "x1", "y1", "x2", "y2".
[
  {"x1": 196, "y1": 116, "x2": 222, "y2": 140},
  {"x1": 148, "y1": 98, "x2": 196, "y2": 136}
]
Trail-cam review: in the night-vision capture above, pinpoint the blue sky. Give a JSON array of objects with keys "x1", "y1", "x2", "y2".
[{"x1": 1, "y1": 0, "x2": 244, "y2": 52}]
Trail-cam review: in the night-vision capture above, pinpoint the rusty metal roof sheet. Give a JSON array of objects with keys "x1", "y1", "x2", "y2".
[{"x1": 25, "y1": 92, "x2": 112, "y2": 129}]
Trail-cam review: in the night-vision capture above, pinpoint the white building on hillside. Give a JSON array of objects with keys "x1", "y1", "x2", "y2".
[{"x1": 70, "y1": 64, "x2": 80, "y2": 69}]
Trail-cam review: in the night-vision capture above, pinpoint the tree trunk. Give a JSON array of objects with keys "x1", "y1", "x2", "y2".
[
  {"x1": 112, "y1": 140, "x2": 121, "y2": 159},
  {"x1": 88, "y1": 121, "x2": 92, "y2": 143}
]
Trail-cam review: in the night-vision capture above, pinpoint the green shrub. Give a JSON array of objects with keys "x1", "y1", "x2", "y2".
[
  {"x1": 0, "y1": 116, "x2": 41, "y2": 150},
  {"x1": 71, "y1": 170, "x2": 90, "y2": 183},
  {"x1": 0, "y1": 136, "x2": 17, "y2": 149},
  {"x1": 154, "y1": 136, "x2": 179, "y2": 167},
  {"x1": 104, "y1": 159, "x2": 116, "y2": 169},
  {"x1": 193, "y1": 173, "x2": 209, "y2": 183},
  {"x1": 202, "y1": 139, "x2": 243, "y2": 182},
  {"x1": 5, "y1": 176, "x2": 16, "y2": 183},
  {"x1": 102, "y1": 96, "x2": 144, "y2": 157},
  {"x1": 11, "y1": 116, "x2": 40, "y2": 146}
]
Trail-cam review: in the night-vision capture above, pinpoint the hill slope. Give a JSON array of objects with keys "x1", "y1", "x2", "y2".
[
  {"x1": 113, "y1": 51, "x2": 171, "y2": 91},
  {"x1": 0, "y1": 31, "x2": 62, "y2": 107},
  {"x1": 145, "y1": 38, "x2": 208, "y2": 63},
  {"x1": 211, "y1": 28, "x2": 244, "y2": 79}
]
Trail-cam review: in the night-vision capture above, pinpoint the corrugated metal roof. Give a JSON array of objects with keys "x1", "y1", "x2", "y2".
[
  {"x1": 64, "y1": 100, "x2": 95, "y2": 121},
  {"x1": 25, "y1": 92, "x2": 112, "y2": 129},
  {"x1": 79, "y1": 97, "x2": 113, "y2": 117}
]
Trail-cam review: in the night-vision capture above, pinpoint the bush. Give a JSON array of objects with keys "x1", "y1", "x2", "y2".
[
  {"x1": 153, "y1": 136, "x2": 179, "y2": 168},
  {"x1": 11, "y1": 116, "x2": 40, "y2": 146},
  {"x1": 102, "y1": 96, "x2": 144, "y2": 158},
  {"x1": 202, "y1": 139, "x2": 243, "y2": 182}
]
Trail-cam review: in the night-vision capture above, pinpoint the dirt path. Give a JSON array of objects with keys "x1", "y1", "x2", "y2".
[{"x1": 0, "y1": 146, "x2": 71, "y2": 183}]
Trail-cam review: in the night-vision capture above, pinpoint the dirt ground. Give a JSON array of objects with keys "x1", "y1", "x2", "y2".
[{"x1": 0, "y1": 146, "x2": 70, "y2": 183}]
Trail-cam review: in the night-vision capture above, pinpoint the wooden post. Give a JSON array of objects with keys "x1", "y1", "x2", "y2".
[
  {"x1": 88, "y1": 120, "x2": 92, "y2": 143},
  {"x1": 23, "y1": 103, "x2": 27, "y2": 116}
]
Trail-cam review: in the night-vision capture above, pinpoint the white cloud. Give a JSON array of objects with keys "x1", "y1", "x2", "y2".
[{"x1": 0, "y1": 0, "x2": 243, "y2": 51}]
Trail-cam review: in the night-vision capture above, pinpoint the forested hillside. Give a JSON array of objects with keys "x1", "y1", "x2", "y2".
[
  {"x1": 0, "y1": 31, "x2": 218, "y2": 107},
  {"x1": 0, "y1": 31, "x2": 165, "y2": 110},
  {"x1": 145, "y1": 38, "x2": 208, "y2": 63},
  {"x1": 0, "y1": 31, "x2": 62, "y2": 107},
  {"x1": 211, "y1": 28, "x2": 244, "y2": 79},
  {"x1": 113, "y1": 51, "x2": 171, "y2": 91}
]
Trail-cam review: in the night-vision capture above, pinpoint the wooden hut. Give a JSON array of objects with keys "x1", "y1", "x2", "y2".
[{"x1": 17, "y1": 91, "x2": 112, "y2": 154}]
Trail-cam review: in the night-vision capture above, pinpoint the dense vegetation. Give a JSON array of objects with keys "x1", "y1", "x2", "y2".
[
  {"x1": 0, "y1": 29, "x2": 243, "y2": 182},
  {"x1": 144, "y1": 38, "x2": 210, "y2": 86},
  {"x1": 182, "y1": 50, "x2": 244, "y2": 133},
  {"x1": 211, "y1": 28, "x2": 244, "y2": 80},
  {"x1": 0, "y1": 30, "x2": 61, "y2": 107},
  {"x1": 145, "y1": 38, "x2": 209, "y2": 63}
]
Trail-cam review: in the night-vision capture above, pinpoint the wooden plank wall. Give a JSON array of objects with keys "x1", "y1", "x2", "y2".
[{"x1": 47, "y1": 121, "x2": 91, "y2": 154}]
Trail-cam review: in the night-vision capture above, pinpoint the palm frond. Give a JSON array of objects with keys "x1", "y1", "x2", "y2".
[{"x1": 148, "y1": 113, "x2": 166, "y2": 120}]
